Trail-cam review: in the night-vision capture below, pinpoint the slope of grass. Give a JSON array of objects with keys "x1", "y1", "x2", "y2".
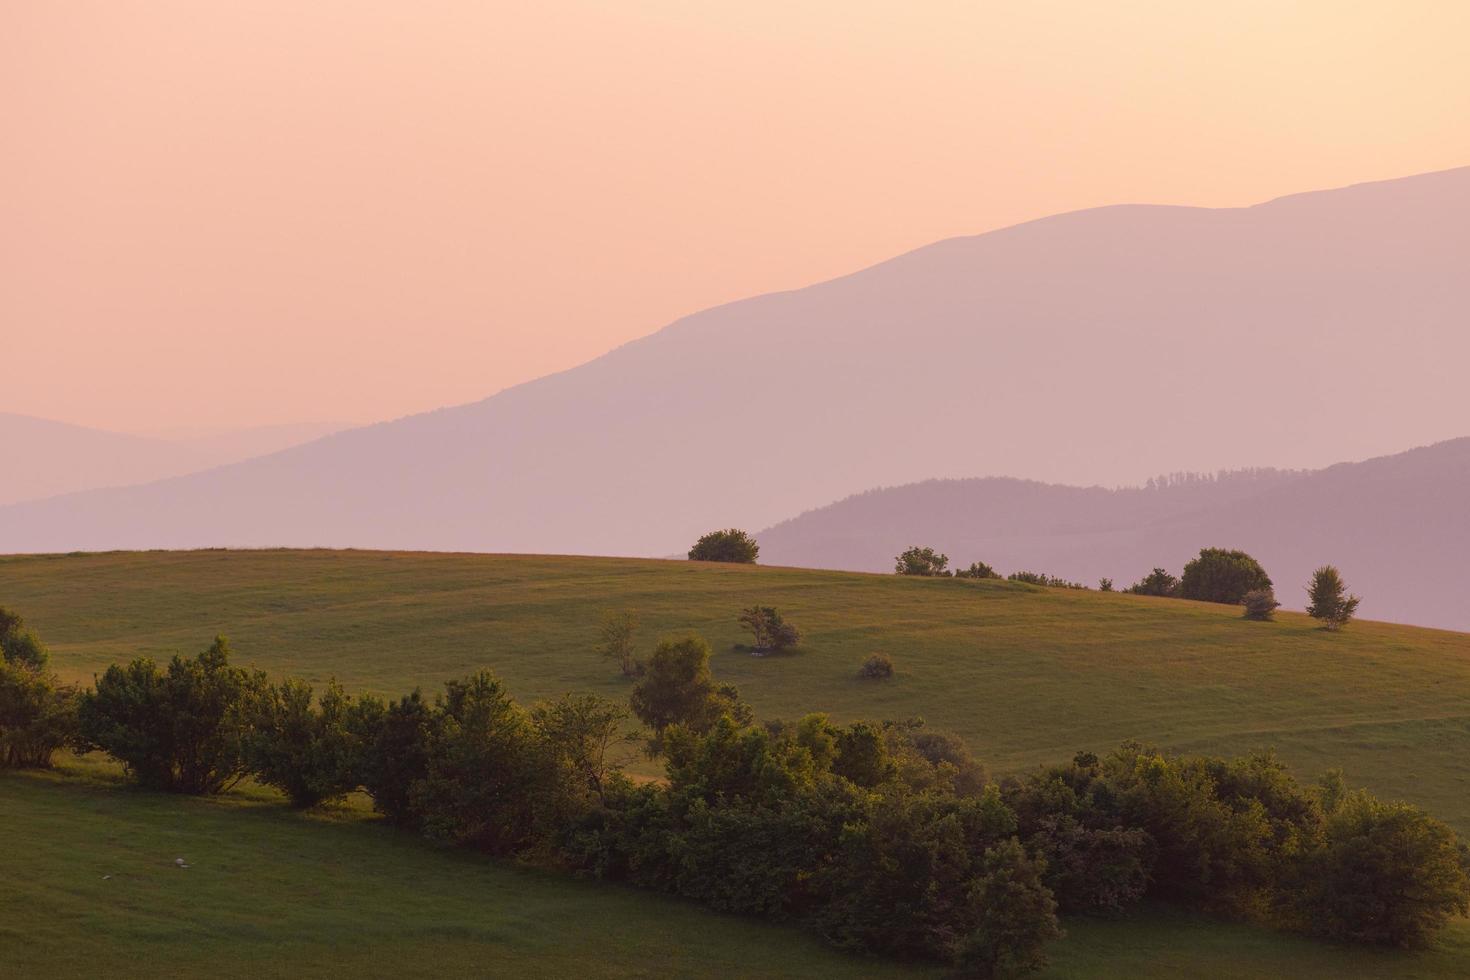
[{"x1": 5, "y1": 549, "x2": 1470, "y2": 976}]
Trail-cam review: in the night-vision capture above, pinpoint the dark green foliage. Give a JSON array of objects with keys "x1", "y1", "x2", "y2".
[
  {"x1": 954, "y1": 838, "x2": 1064, "y2": 978},
  {"x1": 245, "y1": 678, "x2": 364, "y2": 808},
  {"x1": 1306, "y1": 566, "x2": 1360, "y2": 631},
  {"x1": 597, "y1": 608, "x2": 642, "y2": 677},
  {"x1": 629, "y1": 635, "x2": 751, "y2": 746},
  {"x1": 1007, "y1": 571, "x2": 1087, "y2": 590},
  {"x1": 738, "y1": 605, "x2": 801, "y2": 654},
  {"x1": 858, "y1": 652, "x2": 894, "y2": 679},
  {"x1": 532, "y1": 692, "x2": 631, "y2": 806},
  {"x1": 1126, "y1": 567, "x2": 1179, "y2": 597},
  {"x1": 955, "y1": 561, "x2": 1001, "y2": 580},
  {"x1": 688, "y1": 528, "x2": 759, "y2": 563},
  {"x1": 1243, "y1": 588, "x2": 1281, "y2": 621},
  {"x1": 1178, "y1": 549, "x2": 1272, "y2": 604},
  {"x1": 0, "y1": 659, "x2": 78, "y2": 768},
  {"x1": 77, "y1": 636, "x2": 266, "y2": 794},
  {"x1": 410, "y1": 672, "x2": 549, "y2": 852},
  {"x1": 1098, "y1": 578, "x2": 1114, "y2": 592},
  {"x1": 354, "y1": 689, "x2": 434, "y2": 828},
  {"x1": 1296, "y1": 790, "x2": 1470, "y2": 947},
  {"x1": 895, "y1": 546, "x2": 950, "y2": 576},
  {"x1": 0, "y1": 606, "x2": 49, "y2": 671}
]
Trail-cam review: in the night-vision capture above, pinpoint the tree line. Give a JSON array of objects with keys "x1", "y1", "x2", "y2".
[{"x1": 3, "y1": 606, "x2": 1467, "y2": 976}]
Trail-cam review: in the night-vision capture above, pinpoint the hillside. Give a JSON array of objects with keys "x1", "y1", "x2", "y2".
[
  {"x1": 0, "y1": 413, "x2": 346, "y2": 506},
  {"x1": 5, "y1": 548, "x2": 1470, "y2": 977},
  {"x1": 6, "y1": 549, "x2": 1470, "y2": 832},
  {"x1": 758, "y1": 437, "x2": 1470, "y2": 631},
  {"x1": 1, "y1": 166, "x2": 1467, "y2": 555}
]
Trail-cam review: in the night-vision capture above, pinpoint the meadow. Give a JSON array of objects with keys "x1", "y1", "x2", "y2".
[{"x1": 4, "y1": 548, "x2": 1470, "y2": 976}]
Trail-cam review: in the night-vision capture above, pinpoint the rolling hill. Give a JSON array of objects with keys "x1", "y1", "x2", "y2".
[
  {"x1": 3, "y1": 549, "x2": 1469, "y2": 977},
  {"x1": 1, "y1": 166, "x2": 1467, "y2": 556},
  {"x1": 758, "y1": 437, "x2": 1470, "y2": 631}
]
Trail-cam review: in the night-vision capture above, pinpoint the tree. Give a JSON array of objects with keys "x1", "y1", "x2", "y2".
[
  {"x1": 955, "y1": 561, "x2": 1000, "y2": 580},
  {"x1": 1098, "y1": 578, "x2": 1114, "y2": 592},
  {"x1": 1242, "y1": 589, "x2": 1281, "y2": 622},
  {"x1": 245, "y1": 677, "x2": 364, "y2": 808},
  {"x1": 629, "y1": 635, "x2": 750, "y2": 747},
  {"x1": 533, "y1": 693, "x2": 631, "y2": 805},
  {"x1": 354, "y1": 689, "x2": 434, "y2": 827},
  {"x1": 1178, "y1": 549, "x2": 1272, "y2": 604},
  {"x1": 0, "y1": 606, "x2": 49, "y2": 671},
  {"x1": 0, "y1": 660, "x2": 78, "y2": 769},
  {"x1": 688, "y1": 529, "x2": 759, "y2": 563},
  {"x1": 597, "y1": 609, "x2": 641, "y2": 677},
  {"x1": 77, "y1": 636, "x2": 266, "y2": 794},
  {"x1": 738, "y1": 606, "x2": 801, "y2": 654},
  {"x1": 1306, "y1": 566, "x2": 1360, "y2": 631},
  {"x1": 955, "y1": 839, "x2": 1063, "y2": 978},
  {"x1": 1126, "y1": 568, "x2": 1179, "y2": 597},
  {"x1": 895, "y1": 546, "x2": 950, "y2": 576}
]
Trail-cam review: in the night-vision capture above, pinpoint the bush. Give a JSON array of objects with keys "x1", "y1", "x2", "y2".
[
  {"x1": 688, "y1": 529, "x2": 759, "y2": 563},
  {"x1": 0, "y1": 659, "x2": 78, "y2": 769},
  {"x1": 858, "y1": 653, "x2": 894, "y2": 679},
  {"x1": 597, "y1": 608, "x2": 642, "y2": 677},
  {"x1": 738, "y1": 605, "x2": 801, "y2": 654},
  {"x1": 245, "y1": 678, "x2": 364, "y2": 808},
  {"x1": 1306, "y1": 566, "x2": 1360, "y2": 631},
  {"x1": 1126, "y1": 568, "x2": 1179, "y2": 597},
  {"x1": 0, "y1": 606, "x2": 49, "y2": 671},
  {"x1": 895, "y1": 546, "x2": 950, "y2": 576},
  {"x1": 355, "y1": 689, "x2": 434, "y2": 827},
  {"x1": 955, "y1": 561, "x2": 1001, "y2": 580},
  {"x1": 1242, "y1": 589, "x2": 1280, "y2": 621},
  {"x1": 1178, "y1": 548, "x2": 1272, "y2": 604},
  {"x1": 1098, "y1": 578, "x2": 1114, "y2": 592},
  {"x1": 1297, "y1": 790, "x2": 1470, "y2": 947},
  {"x1": 1007, "y1": 571, "x2": 1086, "y2": 589},
  {"x1": 77, "y1": 636, "x2": 266, "y2": 794},
  {"x1": 532, "y1": 692, "x2": 631, "y2": 806},
  {"x1": 629, "y1": 635, "x2": 750, "y2": 747}
]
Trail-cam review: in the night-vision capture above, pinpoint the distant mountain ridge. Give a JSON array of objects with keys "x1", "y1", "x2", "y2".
[
  {"x1": 758, "y1": 438, "x2": 1470, "y2": 631},
  {"x1": 0, "y1": 166, "x2": 1466, "y2": 560}
]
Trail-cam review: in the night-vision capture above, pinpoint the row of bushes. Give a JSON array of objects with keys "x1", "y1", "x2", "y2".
[{"x1": 5, "y1": 617, "x2": 1466, "y2": 973}]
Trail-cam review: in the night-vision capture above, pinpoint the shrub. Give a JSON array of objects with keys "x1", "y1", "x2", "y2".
[
  {"x1": 1242, "y1": 589, "x2": 1280, "y2": 621},
  {"x1": 738, "y1": 605, "x2": 801, "y2": 654},
  {"x1": 354, "y1": 689, "x2": 434, "y2": 827},
  {"x1": 1297, "y1": 790, "x2": 1470, "y2": 947},
  {"x1": 1007, "y1": 571, "x2": 1086, "y2": 589},
  {"x1": 894, "y1": 546, "x2": 950, "y2": 576},
  {"x1": 0, "y1": 606, "x2": 49, "y2": 671},
  {"x1": 858, "y1": 653, "x2": 894, "y2": 679},
  {"x1": 955, "y1": 561, "x2": 1001, "y2": 580},
  {"x1": 1098, "y1": 578, "x2": 1114, "y2": 592},
  {"x1": 1306, "y1": 566, "x2": 1360, "y2": 631},
  {"x1": 245, "y1": 678, "x2": 364, "y2": 808},
  {"x1": 410, "y1": 671, "x2": 549, "y2": 852},
  {"x1": 1126, "y1": 568, "x2": 1179, "y2": 597},
  {"x1": 0, "y1": 659, "x2": 78, "y2": 769},
  {"x1": 597, "y1": 608, "x2": 641, "y2": 677},
  {"x1": 629, "y1": 635, "x2": 750, "y2": 748},
  {"x1": 688, "y1": 529, "x2": 759, "y2": 563},
  {"x1": 955, "y1": 838, "x2": 1063, "y2": 978},
  {"x1": 1178, "y1": 548, "x2": 1272, "y2": 604},
  {"x1": 77, "y1": 636, "x2": 266, "y2": 794}
]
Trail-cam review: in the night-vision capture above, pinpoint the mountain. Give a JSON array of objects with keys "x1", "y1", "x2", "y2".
[
  {"x1": 0, "y1": 414, "x2": 347, "y2": 506},
  {"x1": 758, "y1": 438, "x2": 1470, "y2": 631},
  {"x1": 1, "y1": 167, "x2": 1466, "y2": 557}
]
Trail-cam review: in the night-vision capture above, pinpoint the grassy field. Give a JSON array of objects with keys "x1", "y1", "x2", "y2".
[{"x1": 3, "y1": 549, "x2": 1470, "y2": 976}]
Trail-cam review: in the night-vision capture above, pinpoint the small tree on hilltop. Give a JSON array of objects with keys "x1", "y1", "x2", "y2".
[
  {"x1": 1242, "y1": 588, "x2": 1281, "y2": 622},
  {"x1": 955, "y1": 560, "x2": 1000, "y2": 580},
  {"x1": 688, "y1": 529, "x2": 759, "y2": 563},
  {"x1": 597, "y1": 608, "x2": 641, "y2": 677},
  {"x1": 1178, "y1": 548, "x2": 1272, "y2": 604},
  {"x1": 1126, "y1": 568, "x2": 1179, "y2": 597},
  {"x1": 895, "y1": 546, "x2": 950, "y2": 577},
  {"x1": 738, "y1": 606, "x2": 801, "y2": 655},
  {"x1": 1307, "y1": 566, "x2": 1360, "y2": 631}
]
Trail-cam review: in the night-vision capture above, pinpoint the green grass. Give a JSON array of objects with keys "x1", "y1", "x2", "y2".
[{"x1": 3, "y1": 548, "x2": 1470, "y2": 977}]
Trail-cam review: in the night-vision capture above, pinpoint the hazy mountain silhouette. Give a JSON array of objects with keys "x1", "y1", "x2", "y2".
[
  {"x1": 759, "y1": 439, "x2": 1470, "y2": 631},
  {"x1": 0, "y1": 414, "x2": 347, "y2": 506},
  {"x1": 1, "y1": 167, "x2": 1466, "y2": 560}
]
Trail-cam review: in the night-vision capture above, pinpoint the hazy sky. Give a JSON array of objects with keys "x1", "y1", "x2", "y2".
[{"x1": 4, "y1": 1, "x2": 1468, "y2": 433}]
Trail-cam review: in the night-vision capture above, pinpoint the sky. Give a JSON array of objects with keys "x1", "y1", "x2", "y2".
[{"x1": 4, "y1": 1, "x2": 1469, "y2": 434}]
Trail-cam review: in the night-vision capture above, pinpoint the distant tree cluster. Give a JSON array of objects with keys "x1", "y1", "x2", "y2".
[
  {"x1": 688, "y1": 529, "x2": 759, "y2": 563},
  {"x1": 895, "y1": 546, "x2": 950, "y2": 576},
  {"x1": 1121, "y1": 551, "x2": 1363, "y2": 630},
  {"x1": 1007, "y1": 571, "x2": 1087, "y2": 590}
]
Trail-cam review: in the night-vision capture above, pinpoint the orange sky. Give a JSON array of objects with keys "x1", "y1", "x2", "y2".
[{"x1": 4, "y1": 1, "x2": 1468, "y2": 432}]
